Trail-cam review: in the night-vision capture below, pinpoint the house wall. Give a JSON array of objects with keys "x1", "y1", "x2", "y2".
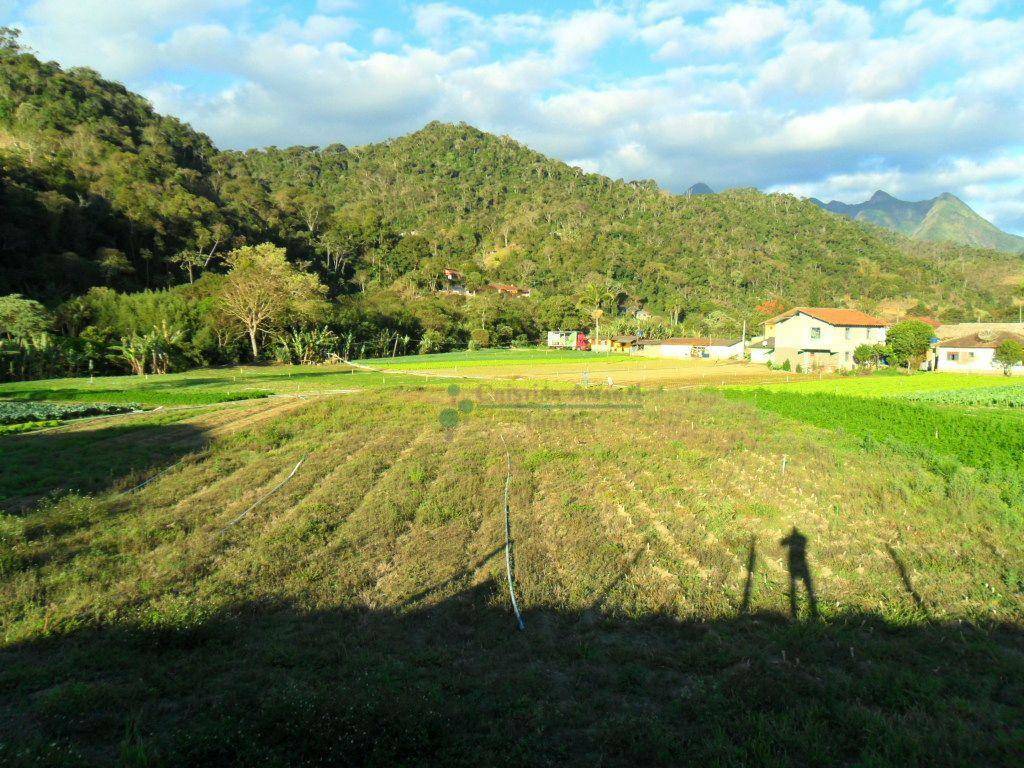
[
  {"x1": 635, "y1": 343, "x2": 740, "y2": 360},
  {"x1": 772, "y1": 313, "x2": 886, "y2": 369},
  {"x1": 749, "y1": 348, "x2": 771, "y2": 363},
  {"x1": 935, "y1": 347, "x2": 1024, "y2": 373},
  {"x1": 657, "y1": 344, "x2": 694, "y2": 358},
  {"x1": 704, "y1": 343, "x2": 742, "y2": 359}
]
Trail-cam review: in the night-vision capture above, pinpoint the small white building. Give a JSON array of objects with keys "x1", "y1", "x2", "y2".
[
  {"x1": 637, "y1": 337, "x2": 742, "y2": 359},
  {"x1": 936, "y1": 331, "x2": 1024, "y2": 373},
  {"x1": 547, "y1": 330, "x2": 577, "y2": 349},
  {"x1": 746, "y1": 337, "x2": 774, "y2": 363}
]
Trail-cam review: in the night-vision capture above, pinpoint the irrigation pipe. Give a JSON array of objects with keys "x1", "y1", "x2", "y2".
[
  {"x1": 494, "y1": 417, "x2": 526, "y2": 631},
  {"x1": 121, "y1": 456, "x2": 190, "y2": 495},
  {"x1": 220, "y1": 457, "x2": 307, "y2": 531}
]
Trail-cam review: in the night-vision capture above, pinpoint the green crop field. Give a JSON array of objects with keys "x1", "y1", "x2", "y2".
[
  {"x1": 908, "y1": 384, "x2": 1024, "y2": 408},
  {"x1": 0, "y1": 364, "x2": 452, "y2": 406},
  {"x1": 1, "y1": 371, "x2": 1022, "y2": 766},
  {"x1": 0, "y1": 401, "x2": 138, "y2": 425},
  {"x1": 742, "y1": 370, "x2": 1023, "y2": 398}
]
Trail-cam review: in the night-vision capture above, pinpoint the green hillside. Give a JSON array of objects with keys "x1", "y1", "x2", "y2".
[
  {"x1": 218, "y1": 123, "x2": 1023, "y2": 321},
  {"x1": 1, "y1": 32, "x2": 1022, "y2": 338},
  {"x1": 914, "y1": 194, "x2": 1024, "y2": 253},
  {"x1": 815, "y1": 190, "x2": 1024, "y2": 254}
]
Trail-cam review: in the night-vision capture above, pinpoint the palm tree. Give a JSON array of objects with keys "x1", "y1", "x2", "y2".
[{"x1": 578, "y1": 281, "x2": 618, "y2": 345}]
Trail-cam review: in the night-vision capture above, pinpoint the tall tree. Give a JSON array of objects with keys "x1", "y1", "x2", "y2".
[{"x1": 215, "y1": 244, "x2": 327, "y2": 359}]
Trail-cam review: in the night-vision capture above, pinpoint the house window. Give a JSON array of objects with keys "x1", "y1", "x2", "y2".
[
  {"x1": 844, "y1": 328, "x2": 851, "y2": 340},
  {"x1": 810, "y1": 327, "x2": 821, "y2": 340},
  {"x1": 947, "y1": 351, "x2": 959, "y2": 361},
  {"x1": 968, "y1": 351, "x2": 976, "y2": 359}
]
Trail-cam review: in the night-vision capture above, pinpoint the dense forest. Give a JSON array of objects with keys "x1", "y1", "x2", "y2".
[{"x1": 1, "y1": 28, "x2": 1022, "y2": 380}]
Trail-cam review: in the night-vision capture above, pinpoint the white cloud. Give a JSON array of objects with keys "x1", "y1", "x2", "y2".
[
  {"x1": 640, "y1": 1, "x2": 790, "y2": 60},
  {"x1": 881, "y1": 0, "x2": 925, "y2": 14},
  {"x1": 371, "y1": 28, "x2": 403, "y2": 47},
  {"x1": 412, "y1": 3, "x2": 480, "y2": 40},
  {"x1": 550, "y1": 10, "x2": 633, "y2": 67},
  {"x1": 704, "y1": 2, "x2": 789, "y2": 50},
  {"x1": 316, "y1": 0, "x2": 356, "y2": 10}
]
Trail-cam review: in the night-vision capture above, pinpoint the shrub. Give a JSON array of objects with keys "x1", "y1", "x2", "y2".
[
  {"x1": 994, "y1": 339, "x2": 1024, "y2": 376},
  {"x1": 469, "y1": 328, "x2": 491, "y2": 348}
]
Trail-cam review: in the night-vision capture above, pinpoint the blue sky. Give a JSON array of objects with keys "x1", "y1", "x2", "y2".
[{"x1": 4, "y1": 0, "x2": 1024, "y2": 234}]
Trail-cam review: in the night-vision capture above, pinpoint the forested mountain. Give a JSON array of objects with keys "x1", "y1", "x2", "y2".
[
  {"x1": 685, "y1": 182, "x2": 714, "y2": 196},
  {"x1": 2, "y1": 30, "x2": 1023, "y2": 344},
  {"x1": 220, "y1": 124, "x2": 1024, "y2": 323},
  {"x1": 813, "y1": 190, "x2": 1024, "y2": 254}
]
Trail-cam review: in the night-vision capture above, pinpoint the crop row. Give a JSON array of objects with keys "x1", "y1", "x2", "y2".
[
  {"x1": 725, "y1": 390, "x2": 1024, "y2": 503},
  {"x1": 908, "y1": 385, "x2": 1024, "y2": 408},
  {"x1": 0, "y1": 401, "x2": 138, "y2": 425}
]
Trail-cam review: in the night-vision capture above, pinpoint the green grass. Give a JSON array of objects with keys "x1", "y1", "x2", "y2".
[
  {"x1": 0, "y1": 364, "x2": 456, "y2": 406},
  {"x1": 745, "y1": 370, "x2": 1024, "y2": 398},
  {"x1": 1, "y1": 386, "x2": 1022, "y2": 765},
  {"x1": 725, "y1": 389, "x2": 1024, "y2": 507},
  {"x1": 362, "y1": 347, "x2": 633, "y2": 370},
  {"x1": 0, "y1": 420, "x2": 59, "y2": 435}
]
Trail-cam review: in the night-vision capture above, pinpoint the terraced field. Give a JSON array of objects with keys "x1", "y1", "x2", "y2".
[{"x1": 2, "y1": 383, "x2": 1021, "y2": 765}]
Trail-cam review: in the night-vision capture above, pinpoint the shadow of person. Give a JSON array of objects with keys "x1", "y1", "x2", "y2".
[
  {"x1": 780, "y1": 526, "x2": 819, "y2": 620},
  {"x1": 740, "y1": 535, "x2": 756, "y2": 614},
  {"x1": 886, "y1": 544, "x2": 928, "y2": 614}
]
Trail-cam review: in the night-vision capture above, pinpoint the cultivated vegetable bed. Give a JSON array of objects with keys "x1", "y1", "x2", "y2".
[
  {"x1": 908, "y1": 384, "x2": 1024, "y2": 408},
  {"x1": 0, "y1": 400, "x2": 139, "y2": 425}
]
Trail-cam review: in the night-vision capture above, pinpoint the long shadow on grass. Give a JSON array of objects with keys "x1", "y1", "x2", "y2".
[
  {"x1": 2, "y1": 581, "x2": 1022, "y2": 767},
  {"x1": 0, "y1": 421, "x2": 208, "y2": 509}
]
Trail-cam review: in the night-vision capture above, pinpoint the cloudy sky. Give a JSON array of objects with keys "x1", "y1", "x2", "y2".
[{"x1": 4, "y1": 0, "x2": 1023, "y2": 233}]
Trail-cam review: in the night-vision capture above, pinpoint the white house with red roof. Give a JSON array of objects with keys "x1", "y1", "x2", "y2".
[
  {"x1": 935, "y1": 330, "x2": 1024, "y2": 373},
  {"x1": 763, "y1": 307, "x2": 889, "y2": 370}
]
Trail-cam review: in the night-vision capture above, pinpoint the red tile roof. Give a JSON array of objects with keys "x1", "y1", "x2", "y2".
[
  {"x1": 765, "y1": 307, "x2": 887, "y2": 328},
  {"x1": 906, "y1": 315, "x2": 942, "y2": 328}
]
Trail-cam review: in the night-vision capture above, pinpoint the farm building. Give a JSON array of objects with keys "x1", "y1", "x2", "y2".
[
  {"x1": 610, "y1": 335, "x2": 639, "y2": 352},
  {"x1": 488, "y1": 283, "x2": 532, "y2": 298},
  {"x1": 746, "y1": 337, "x2": 774, "y2": 363},
  {"x1": 765, "y1": 307, "x2": 888, "y2": 370},
  {"x1": 546, "y1": 330, "x2": 590, "y2": 350},
  {"x1": 592, "y1": 335, "x2": 639, "y2": 353},
  {"x1": 935, "y1": 331, "x2": 1024, "y2": 373},
  {"x1": 637, "y1": 337, "x2": 742, "y2": 359},
  {"x1": 440, "y1": 268, "x2": 472, "y2": 295}
]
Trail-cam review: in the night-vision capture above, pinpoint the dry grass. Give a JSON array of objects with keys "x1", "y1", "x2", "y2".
[
  {"x1": 1, "y1": 386, "x2": 1022, "y2": 765},
  {"x1": 374, "y1": 353, "x2": 786, "y2": 387}
]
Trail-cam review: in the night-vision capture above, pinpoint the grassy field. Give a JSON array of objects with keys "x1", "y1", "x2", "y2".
[
  {"x1": 0, "y1": 365, "x2": 432, "y2": 406},
  {"x1": 361, "y1": 347, "x2": 783, "y2": 386},
  {"x1": 1, "y1": 376, "x2": 1022, "y2": 765}
]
